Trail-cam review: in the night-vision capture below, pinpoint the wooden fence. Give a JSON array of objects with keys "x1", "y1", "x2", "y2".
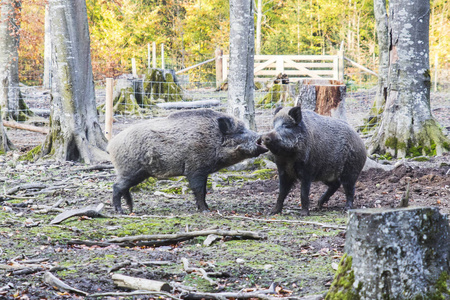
[{"x1": 221, "y1": 53, "x2": 344, "y2": 82}]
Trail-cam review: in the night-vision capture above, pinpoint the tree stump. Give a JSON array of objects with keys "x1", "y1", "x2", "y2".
[
  {"x1": 295, "y1": 79, "x2": 347, "y2": 121},
  {"x1": 327, "y1": 207, "x2": 450, "y2": 299}
]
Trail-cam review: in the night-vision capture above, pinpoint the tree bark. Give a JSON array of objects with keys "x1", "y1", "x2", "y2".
[
  {"x1": 368, "y1": 0, "x2": 450, "y2": 158},
  {"x1": 255, "y1": 0, "x2": 262, "y2": 55},
  {"x1": 228, "y1": 0, "x2": 256, "y2": 130},
  {"x1": 40, "y1": 0, "x2": 108, "y2": 164},
  {"x1": 0, "y1": 0, "x2": 21, "y2": 121},
  {"x1": 327, "y1": 207, "x2": 450, "y2": 299}
]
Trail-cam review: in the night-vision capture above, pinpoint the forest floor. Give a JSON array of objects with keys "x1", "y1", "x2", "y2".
[{"x1": 0, "y1": 89, "x2": 449, "y2": 299}]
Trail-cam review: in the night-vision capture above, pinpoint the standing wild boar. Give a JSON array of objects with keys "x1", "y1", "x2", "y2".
[
  {"x1": 107, "y1": 109, "x2": 268, "y2": 214},
  {"x1": 261, "y1": 106, "x2": 366, "y2": 216}
]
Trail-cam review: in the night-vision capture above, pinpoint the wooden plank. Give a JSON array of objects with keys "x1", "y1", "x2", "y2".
[{"x1": 253, "y1": 58, "x2": 276, "y2": 73}]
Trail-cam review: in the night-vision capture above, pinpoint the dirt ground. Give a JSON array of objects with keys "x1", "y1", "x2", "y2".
[{"x1": 0, "y1": 90, "x2": 449, "y2": 299}]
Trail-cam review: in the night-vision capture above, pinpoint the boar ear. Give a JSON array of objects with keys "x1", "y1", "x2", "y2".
[
  {"x1": 218, "y1": 117, "x2": 234, "y2": 134},
  {"x1": 288, "y1": 106, "x2": 302, "y2": 124},
  {"x1": 273, "y1": 106, "x2": 283, "y2": 115}
]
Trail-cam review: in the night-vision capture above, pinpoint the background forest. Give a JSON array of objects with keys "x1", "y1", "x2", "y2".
[{"x1": 18, "y1": 0, "x2": 450, "y2": 86}]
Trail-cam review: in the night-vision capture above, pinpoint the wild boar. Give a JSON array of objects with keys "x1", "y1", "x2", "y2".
[
  {"x1": 107, "y1": 108, "x2": 268, "y2": 214},
  {"x1": 261, "y1": 106, "x2": 367, "y2": 216}
]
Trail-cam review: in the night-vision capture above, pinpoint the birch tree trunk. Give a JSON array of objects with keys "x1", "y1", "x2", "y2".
[
  {"x1": 228, "y1": 0, "x2": 256, "y2": 130},
  {"x1": 0, "y1": 0, "x2": 21, "y2": 121},
  {"x1": 368, "y1": 0, "x2": 450, "y2": 158},
  {"x1": 39, "y1": 0, "x2": 108, "y2": 164}
]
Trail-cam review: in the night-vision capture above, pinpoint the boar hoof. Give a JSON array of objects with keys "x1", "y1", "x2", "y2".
[
  {"x1": 269, "y1": 209, "x2": 282, "y2": 215},
  {"x1": 299, "y1": 209, "x2": 310, "y2": 216}
]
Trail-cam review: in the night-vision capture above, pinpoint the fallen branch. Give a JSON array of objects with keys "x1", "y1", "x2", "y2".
[
  {"x1": 182, "y1": 291, "x2": 276, "y2": 300},
  {"x1": 224, "y1": 215, "x2": 346, "y2": 230},
  {"x1": 89, "y1": 291, "x2": 180, "y2": 299},
  {"x1": 43, "y1": 272, "x2": 88, "y2": 296},
  {"x1": 112, "y1": 273, "x2": 171, "y2": 292},
  {"x1": 181, "y1": 257, "x2": 217, "y2": 286},
  {"x1": 6, "y1": 183, "x2": 48, "y2": 195},
  {"x1": 50, "y1": 203, "x2": 105, "y2": 225},
  {"x1": 108, "y1": 260, "x2": 173, "y2": 273},
  {"x1": 107, "y1": 229, "x2": 267, "y2": 244},
  {"x1": 2, "y1": 120, "x2": 49, "y2": 134},
  {"x1": 68, "y1": 237, "x2": 192, "y2": 248}
]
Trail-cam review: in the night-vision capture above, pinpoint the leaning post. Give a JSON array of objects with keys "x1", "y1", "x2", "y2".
[
  {"x1": 338, "y1": 41, "x2": 345, "y2": 82},
  {"x1": 215, "y1": 48, "x2": 223, "y2": 89},
  {"x1": 105, "y1": 78, "x2": 114, "y2": 140}
]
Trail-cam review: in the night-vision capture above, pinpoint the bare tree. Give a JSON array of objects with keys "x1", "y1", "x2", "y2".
[
  {"x1": 368, "y1": 0, "x2": 449, "y2": 158},
  {"x1": 228, "y1": 0, "x2": 256, "y2": 130},
  {"x1": 39, "y1": 0, "x2": 108, "y2": 163},
  {"x1": 0, "y1": 0, "x2": 21, "y2": 120}
]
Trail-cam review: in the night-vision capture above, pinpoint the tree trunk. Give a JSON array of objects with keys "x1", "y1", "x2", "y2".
[
  {"x1": 228, "y1": 0, "x2": 256, "y2": 130},
  {"x1": 40, "y1": 0, "x2": 108, "y2": 164},
  {"x1": 327, "y1": 207, "x2": 450, "y2": 299},
  {"x1": 255, "y1": 0, "x2": 262, "y2": 55},
  {"x1": 0, "y1": 108, "x2": 14, "y2": 153},
  {"x1": 0, "y1": 0, "x2": 21, "y2": 121},
  {"x1": 368, "y1": 0, "x2": 450, "y2": 158},
  {"x1": 372, "y1": 0, "x2": 389, "y2": 114},
  {"x1": 43, "y1": 5, "x2": 51, "y2": 89}
]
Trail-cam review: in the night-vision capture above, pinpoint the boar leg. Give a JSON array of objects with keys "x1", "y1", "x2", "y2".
[
  {"x1": 300, "y1": 179, "x2": 311, "y2": 216},
  {"x1": 342, "y1": 181, "x2": 356, "y2": 210},
  {"x1": 187, "y1": 173, "x2": 209, "y2": 211},
  {"x1": 113, "y1": 170, "x2": 149, "y2": 214},
  {"x1": 317, "y1": 181, "x2": 341, "y2": 208},
  {"x1": 270, "y1": 171, "x2": 295, "y2": 215}
]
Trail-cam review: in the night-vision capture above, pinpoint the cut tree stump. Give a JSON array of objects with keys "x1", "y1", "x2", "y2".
[
  {"x1": 295, "y1": 79, "x2": 347, "y2": 121},
  {"x1": 327, "y1": 207, "x2": 450, "y2": 299}
]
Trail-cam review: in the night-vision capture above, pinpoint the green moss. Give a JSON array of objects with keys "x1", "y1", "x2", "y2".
[
  {"x1": 325, "y1": 254, "x2": 361, "y2": 300},
  {"x1": 131, "y1": 177, "x2": 158, "y2": 191},
  {"x1": 412, "y1": 156, "x2": 430, "y2": 162},
  {"x1": 426, "y1": 272, "x2": 450, "y2": 300},
  {"x1": 251, "y1": 169, "x2": 275, "y2": 180},
  {"x1": 18, "y1": 144, "x2": 42, "y2": 162}
]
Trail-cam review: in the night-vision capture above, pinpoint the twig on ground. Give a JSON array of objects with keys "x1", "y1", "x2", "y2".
[
  {"x1": 6, "y1": 183, "x2": 47, "y2": 195},
  {"x1": 181, "y1": 257, "x2": 217, "y2": 286},
  {"x1": 108, "y1": 260, "x2": 173, "y2": 273},
  {"x1": 224, "y1": 215, "x2": 346, "y2": 230},
  {"x1": 111, "y1": 273, "x2": 171, "y2": 292}
]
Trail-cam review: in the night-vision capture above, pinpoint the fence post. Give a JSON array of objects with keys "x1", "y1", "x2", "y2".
[
  {"x1": 105, "y1": 78, "x2": 114, "y2": 140},
  {"x1": 338, "y1": 41, "x2": 345, "y2": 82},
  {"x1": 161, "y1": 43, "x2": 165, "y2": 70},
  {"x1": 131, "y1": 58, "x2": 137, "y2": 77},
  {"x1": 152, "y1": 42, "x2": 157, "y2": 68},
  {"x1": 215, "y1": 48, "x2": 223, "y2": 88},
  {"x1": 147, "y1": 43, "x2": 151, "y2": 69}
]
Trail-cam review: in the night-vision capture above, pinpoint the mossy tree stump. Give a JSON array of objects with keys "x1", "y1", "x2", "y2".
[
  {"x1": 295, "y1": 79, "x2": 347, "y2": 121},
  {"x1": 327, "y1": 207, "x2": 450, "y2": 299}
]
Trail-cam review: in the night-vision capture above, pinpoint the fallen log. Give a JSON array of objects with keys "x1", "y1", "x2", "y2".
[
  {"x1": 112, "y1": 274, "x2": 171, "y2": 292},
  {"x1": 3, "y1": 120, "x2": 49, "y2": 134},
  {"x1": 156, "y1": 99, "x2": 220, "y2": 109}
]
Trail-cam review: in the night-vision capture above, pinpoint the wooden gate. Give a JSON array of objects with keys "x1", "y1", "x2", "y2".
[{"x1": 222, "y1": 54, "x2": 344, "y2": 82}]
